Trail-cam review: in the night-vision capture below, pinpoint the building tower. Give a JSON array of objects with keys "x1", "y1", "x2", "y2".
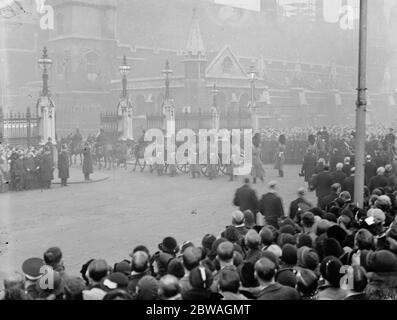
[
  {"x1": 183, "y1": 9, "x2": 207, "y2": 112},
  {"x1": 46, "y1": 0, "x2": 118, "y2": 135}
]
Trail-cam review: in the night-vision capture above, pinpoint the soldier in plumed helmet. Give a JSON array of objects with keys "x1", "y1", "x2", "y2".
[
  {"x1": 274, "y1": 134, "x2": 286, "y2": 178},
  {"x1": 251, "y1": 133, "x2": 265, "y2": 184}
]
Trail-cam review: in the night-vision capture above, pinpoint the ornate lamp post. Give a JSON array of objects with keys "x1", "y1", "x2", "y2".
[
  {"x1": 248, "y1": 65, "x2": 259, "y2": 132},
  {"x1": 37, "y1": 46, "x2": 56, "y2": 149},
  {"x1": 119, "y1": 55, "x2": 131, "y2": 99},
  {"x1": 162, "y1": 60, "x2": 173, "y2": 102},
  {"x1": 38, "y1": 46, "x2": 53, "y2": 97},
  {"x1": 162, "y1": 60, "x2": 175, "y2": 137},
  {"x1": 118, "y1": 55, "x2": 134, "y2": 140},
  {"x1": 211, "y1": 83, "x2": 220, "y2": 130}
]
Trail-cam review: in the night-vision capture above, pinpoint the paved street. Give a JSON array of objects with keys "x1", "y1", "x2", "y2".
[{"x1": 0, "y1": 164, "x2": 315, "y2": 277}]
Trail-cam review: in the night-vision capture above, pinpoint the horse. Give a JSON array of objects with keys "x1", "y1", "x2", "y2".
[
  {"x1": 95, "y1": 142, "x2": 114, "y2": 170},
  {"x1": 69, "y1": 140, "x2": 84, "y2": 166},
  {"x1": 131, "y1": 141, "x2": 148, "y2": 172},
  {"x1": 113, "y1": 140, "x2": 130, "y2": 169}
]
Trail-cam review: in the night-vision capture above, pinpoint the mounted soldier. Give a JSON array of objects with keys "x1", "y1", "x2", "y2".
[
  {"x1": 95, "y1": 128, "x2": 112, "y2": 169},
  {"x1": 69, "y1": 129, "x2": 84, "y2": 165},
  {"x1": 251, "y1": 133, "x2": 265, "y2": 184}
]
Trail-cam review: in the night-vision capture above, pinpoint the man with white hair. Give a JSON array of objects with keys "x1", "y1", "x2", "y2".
[
  {"x1": 331, "y1": 162, "x2": 347, "y2": 185},
  {"x1": 366, "y1": 208, "x2": 386, "y2": 236},
  {"x1": 342, "y1": 167, "x2": 356, "y2": 201},
  {"x1": 369, "y1": 167, "x2": 388, "y2": 193}
]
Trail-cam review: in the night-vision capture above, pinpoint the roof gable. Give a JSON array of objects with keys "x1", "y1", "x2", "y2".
[{"x1": 206, "y1": 45, "x2": 247, "y2": 78}]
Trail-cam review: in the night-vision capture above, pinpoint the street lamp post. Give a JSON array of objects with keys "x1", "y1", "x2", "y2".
[
  {"x1": 38, "y1": 46, "x2": 52, "y2": 97},
  {"x1": 162, "y1": 60, "x2": 175, "y2": 137},
  {"x1": 118, "y1": 55, "x2": 133, "y2": 140},
  {"x1": 211, "y1": 83, "x2": 220, "y2": 130},
  {"x1": 248, "y1": 65, "x2": 259, "y2": 132},
  {"x1": 37, "y1": 46, "x2": 56, "y2": 144},
  {"x1": 354, "y1": 0, "x2": 368, "y2": 208},
  {"x1": 162, "y1": 60, "x2": 173, "y2": 101},
  {"x1": 119, "y1": 55, "x2": 131, "y2": 99}
]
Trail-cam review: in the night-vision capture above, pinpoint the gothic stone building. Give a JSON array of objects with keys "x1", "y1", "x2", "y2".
[{"x1": 1, "y1": 0, "x2": 397, "y2": 137}]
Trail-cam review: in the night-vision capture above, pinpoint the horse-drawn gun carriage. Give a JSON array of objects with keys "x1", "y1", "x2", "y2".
[{"x1": 129, "y1": 131, "x2": 244, "y2": 178}]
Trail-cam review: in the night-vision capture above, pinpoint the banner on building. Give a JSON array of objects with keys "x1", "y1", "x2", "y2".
[{"x1": 214, "y1": 0, "x2": 260, "y2": 12}]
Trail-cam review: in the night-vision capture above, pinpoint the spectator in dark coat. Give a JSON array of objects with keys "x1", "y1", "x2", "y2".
[
  {"x1": 301, "y1": 149, "x2": 316, "y2": 189},
  {"x1": 311, "y1": 165, "x2": 333, "y2": 207},
  {"x1": 58, "y1": 145, "x2": 70, "y2": 187},
  {"x1": 331, "y1": 163, "x2": 347, "y2": 185},
  {"x1": 342, "y1": 168, "x2": 356, "y2": 201},
  {"x1": 365, "y1": 155, "x2": 377, "y2": 186},
  {"x1": 369, "y1": 167, "x2": 388, "y2": 193},
  {"x1": 320, "y1": 183, "x2": 341, "y2": 212},
  {"x1": 259, "y1": 181, "x2": 285, "y2": 228},
  {"x1": 39, "y1": 148, "x2": 54, "y2": 189},
  {"x1": 329, "y1": 149, "x2": 343, "y2": 173},
  {"x1": 128, "y1": 251, "x2": 151, "y2": 294},
  {"x1": 342, "y1": 157, "x2": 352, "y2": 177},
  {"x1": 233, "y1": 178, "x2": 258, "y2": 216},
  {"x1": 254, "y1": 258, "x2": 300, "y2": 300},
  {"x1": 23, "y1": 152, "x2": 36, "y2": 190},
  {"x1": 289, "y1": 188, "x2": 313, "y2": 223},
  {"x1": 374, "y1": 151, "x2": 387, "y2": 169},
  {"x1": 182, "y1": 267, "x2": 222, "y2": 301},
  {"x1": 10, "y1": 153, "x2": 25, "y2": 191},
  {"x1": 82, "y1": 144, "x2": 93, "y2": 181}
]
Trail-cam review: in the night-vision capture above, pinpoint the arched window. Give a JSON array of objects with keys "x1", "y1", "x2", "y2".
[
  {"x1": 86, "y1": 52, "x2": 99, "y2": 81},
  {"x1": 222, "y1": 56, "x2": 233, "y2": 74}
]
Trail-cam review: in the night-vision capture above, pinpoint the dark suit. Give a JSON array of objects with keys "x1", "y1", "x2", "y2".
[
  {"x1": 342, "y1": 176, "x2": 355, "y2": 200},
  {"x1": 39, "y1": 152, "x2": 54, "y2": 189},
  {"x1": 255, "y1": 283, "x2": 301, "y2": 300},
  {"x1": 289, "y1": 197, "x2": 312, "y2": 221},
  {"x1": 369, "y1": 175, "x2": 388, "y2": 192},
  {"x1": 342, "y1": 165, "x2": 352, "y2": 177},
  {"x1": 301, "y1": 154, "x2": 316, "y2": 183},
  {"x1": 365, "y1": 162, "x2": 377, "y2": 186},
  {"x1": 330, "y1": 170, "x2": 347, "y2": 185},
  {"x1": 374, "y1": 155, "x2": 387, "y2": 169},
  {"x1": 259, "y1": 192, "x2": 285, "y2": 228},
  {"x1": 233, "y1": 184, "x2": 259, "y2": 214},
  {"x1": 312, "y1": 171, "x2": 333, "y2": 205},
  {"x1": 319, "y1": 193, "x2": 338, "y2": 211},
  {"x1": 58, "y1": 151, "x2": 70, "y2": 181}
]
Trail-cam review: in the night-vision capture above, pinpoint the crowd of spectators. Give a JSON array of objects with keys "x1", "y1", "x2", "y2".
[
  {"x1": 2, "y1": 174, "x2": 397, "y2": 300},
  {"x1": 0, "y1": 144, "x2": 55, "y2": 192}
]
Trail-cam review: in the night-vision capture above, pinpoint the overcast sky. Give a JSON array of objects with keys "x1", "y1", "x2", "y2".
[{"x1": 214, "y1": 0, "x2": 360, "y2": 12}]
